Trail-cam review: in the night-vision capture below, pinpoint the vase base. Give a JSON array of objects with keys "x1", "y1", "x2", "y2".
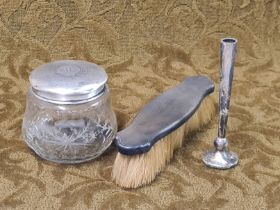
[{"x1": 202, "y1": 150, "x2": 239, "y2": 169}]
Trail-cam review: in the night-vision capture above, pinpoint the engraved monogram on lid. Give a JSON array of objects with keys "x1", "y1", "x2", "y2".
[{"x1": 55, "y1": 65, "x2": 82, "y2": 77}]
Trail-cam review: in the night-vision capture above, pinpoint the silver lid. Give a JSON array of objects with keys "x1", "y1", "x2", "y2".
[{"x1": 30, "y1": 60, "x2": 108, "y2": 104}]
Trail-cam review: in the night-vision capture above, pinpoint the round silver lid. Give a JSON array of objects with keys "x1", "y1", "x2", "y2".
[{"x1": 30, "y1": 60, "x2": 108, "y2": 104}]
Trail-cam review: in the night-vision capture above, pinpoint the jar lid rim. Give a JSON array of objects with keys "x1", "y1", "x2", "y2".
[{"x1": 29, "y1": 60, "x2": 108, "y2": 102}]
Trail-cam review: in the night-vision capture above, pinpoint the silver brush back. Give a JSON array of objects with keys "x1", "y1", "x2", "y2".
[{"x1": 203, "y1": 38, "x2": 239, "y2": 169}]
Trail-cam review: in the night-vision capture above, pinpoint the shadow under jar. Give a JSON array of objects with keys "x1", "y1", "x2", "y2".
[{"x1": 22, "y1": 60, "x2": 117, "y2": 164}]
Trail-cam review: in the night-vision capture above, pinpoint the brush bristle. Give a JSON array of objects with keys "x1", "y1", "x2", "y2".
[{"x1": 112, "y1": 96, "x2": 216, "y2": 188}]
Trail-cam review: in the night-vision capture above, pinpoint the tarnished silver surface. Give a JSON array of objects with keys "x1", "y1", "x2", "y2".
[
  {"x1": 203, "y1": 38, "x2": 239, "y2": 169},
  {"x1": 30, "y1": 60, "x2": 108, "y2": 104}
]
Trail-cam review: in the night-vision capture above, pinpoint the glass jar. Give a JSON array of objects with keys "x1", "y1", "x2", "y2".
[{"x1": 22, "y1": 60, "x2": 117, "y2": 164}]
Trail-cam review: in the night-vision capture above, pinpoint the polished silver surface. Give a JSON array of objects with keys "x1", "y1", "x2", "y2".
[
  {"x1": 203, "y1": 38, "x2": 239, "y2": 169},
  {"x1": 23, "y1": 73, "x2": 117, "y2": 164},
  {"x1": 30, "y1": 60, "x2": 108, "y2": 104},
  {"x1": 23, "y1": 60, "x2": 117, "y2": 164}
]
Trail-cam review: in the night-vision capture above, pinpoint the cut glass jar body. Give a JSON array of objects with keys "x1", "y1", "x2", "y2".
[{"x1": 22, "y1": 60, "x2": 117, "y2": 163}]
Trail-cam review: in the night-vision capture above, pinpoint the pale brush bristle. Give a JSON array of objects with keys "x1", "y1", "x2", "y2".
[{"x1": 112, "y1": 96, "x2": 216, "y2": 188}]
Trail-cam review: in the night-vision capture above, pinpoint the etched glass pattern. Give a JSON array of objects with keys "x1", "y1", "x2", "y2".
[{"x1": 22, "y1": 88, "x2": 117, "y2": 163}]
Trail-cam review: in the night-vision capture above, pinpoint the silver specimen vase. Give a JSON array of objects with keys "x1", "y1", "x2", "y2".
[{"x1": 202, "y1": 38, "x2": 239, "y2": 169}]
